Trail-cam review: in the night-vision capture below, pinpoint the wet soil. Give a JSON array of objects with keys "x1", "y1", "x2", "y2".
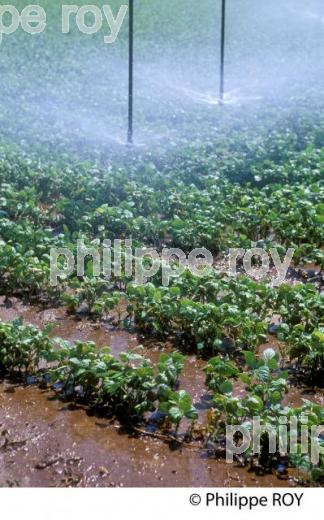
[{"x1": 0, "y1": 296, "x2": 314, "y2": 488}]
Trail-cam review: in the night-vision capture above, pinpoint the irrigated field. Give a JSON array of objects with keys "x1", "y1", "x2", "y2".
[{"x1": 0, "y1": 0, "x2": 323, "y2": 487}]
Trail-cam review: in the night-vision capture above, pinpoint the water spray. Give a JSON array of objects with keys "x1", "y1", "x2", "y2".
[
  {"x1": 219, "y1": 0, "x2": 226, "y2": 103},
  {"x1": 127, "y1": 0, "x2": 134, "y2": 144},
  {"x1": 127, "y1": 0, "x2": 227, "y2": 143}
]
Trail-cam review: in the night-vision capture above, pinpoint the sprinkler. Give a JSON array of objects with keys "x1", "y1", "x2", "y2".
[
  {"x1": 219, "y1": 0, "x2": 226, "y2": 103},
  {"x1": 127, "y1": 0, "x2": 134, "y2": 144}
]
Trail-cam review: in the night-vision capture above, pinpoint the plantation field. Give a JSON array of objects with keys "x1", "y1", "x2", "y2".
[{"x1": 0, "y1": 0, "x2": 323, "y2": 487}]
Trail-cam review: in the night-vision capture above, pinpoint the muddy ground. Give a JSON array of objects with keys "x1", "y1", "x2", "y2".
[{"x1": 0, "y1": 296, "x2": 320, "y2": 487}]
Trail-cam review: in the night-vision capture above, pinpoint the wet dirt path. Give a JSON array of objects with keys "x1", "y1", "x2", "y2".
[{"x1": 0, "y1": 296, "x2": 304, "y2": 487}]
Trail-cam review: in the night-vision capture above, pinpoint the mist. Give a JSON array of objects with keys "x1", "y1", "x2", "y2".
[{"x1": 0, "y1": 0, "x2": 324, "y2": 159}]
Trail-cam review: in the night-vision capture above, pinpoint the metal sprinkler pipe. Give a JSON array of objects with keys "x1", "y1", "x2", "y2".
[
  {"x1": 127, "y1": 0, "x2": 134, "y2": 144},
  {"x1": 219, "y1": 0, "x2": 226, "y2": 103}
]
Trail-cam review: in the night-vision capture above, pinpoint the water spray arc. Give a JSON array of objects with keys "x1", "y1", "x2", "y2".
[
  {"x1": 219, "y1": 0, "x2": 226, "y2": 103},
  {"x1": 127, "y1": 0, "x2": 134, "y2": 144},
  {"x1": 126, "y1": 0, "x2": 227, "y2": 144}
]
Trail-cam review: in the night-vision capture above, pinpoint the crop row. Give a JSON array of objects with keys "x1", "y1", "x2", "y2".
[
  {"x1": 204, "y1": 350, "x2": 324, "y2": 484},
  {"x1": 1, "y1": 317, "x2": 324, "y2": 484},
  {"x1": 0, "y1": 318, "x2": 197, "y2": 429},
  {"x1": 0, "y1": 132, "x2": 323, "y2": 300}
]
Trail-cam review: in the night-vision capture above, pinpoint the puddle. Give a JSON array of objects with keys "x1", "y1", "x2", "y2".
[
  {"x1": 0, "y1": 382, "x2": 299, "y2": 488},
  {"x1": 0, "y1": 296, "x2": 137, "y2": 358}
]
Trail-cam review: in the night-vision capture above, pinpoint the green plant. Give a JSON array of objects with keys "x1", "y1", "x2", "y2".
[
  {"x1": 159, "y1": 389, "x2": 198, "y2": 432},
  {"x1": 288, "y1": 326, "x2": 324, "y2": 377},
  {"x1": 206, "y1": 348, "x2": 289, "y2": 459},
  {"x1": 126, "y1": 280, "x2": 267, "y2": 355},
  {"x1": 204, "y1": 356, "x2": 239, "y2": 394},
  {"x1": 62, "y1": 276, "x2": 122, "y2": 319},
  {"x1": 0, "y1": 318, "x2": 53, "y2": 375},
  {"x1": 0, "y1": 318, "x2": 194, "y2": 431}
]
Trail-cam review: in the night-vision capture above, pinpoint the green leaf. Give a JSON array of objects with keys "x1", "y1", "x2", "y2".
[
  {"x1": 219, "y1": 380, "x2": 233, "y2": 394},
  {"x1": 243, "y1": 351, "x2": 258, "y2": 369},
  {"x1": 246, "y1": 395, "x2": 264, "y2": 412}
]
